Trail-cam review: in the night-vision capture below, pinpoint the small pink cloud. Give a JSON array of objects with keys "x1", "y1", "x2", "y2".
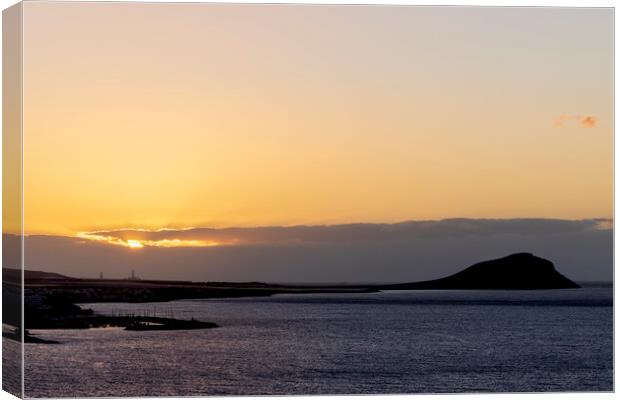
[
  {"x1": 580, "y1": 116, "x2": 597, "y2": 128},
  {"x1": 553, "y1": 114, "x2": 598, "y2": 128}
]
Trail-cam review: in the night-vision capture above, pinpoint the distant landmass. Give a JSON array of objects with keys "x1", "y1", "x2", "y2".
[
  {"x1": 8, "y1": 252, "x2": 580, "y2": 295},
  {"x1": 4, "y1": 268, "x2": 75, "y2": 283},
  {"x1": 381, "y1": 253, "x2": 580, "y2": 290},
  {"x1": 2, "y1": 252, "x2": 581, "y2": 342}
]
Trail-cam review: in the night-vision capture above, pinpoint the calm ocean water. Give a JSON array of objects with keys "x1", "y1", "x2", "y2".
[{"x1": 25, "y1": 289, "x2": 613, "y2": 397}]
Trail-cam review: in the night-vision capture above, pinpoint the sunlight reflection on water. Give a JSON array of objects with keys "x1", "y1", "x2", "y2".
[{"x1": 25, "y1": 289, "x2": 612, "y2": 397}]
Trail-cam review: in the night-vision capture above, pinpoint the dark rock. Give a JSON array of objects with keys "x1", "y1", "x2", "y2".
[{"x1": 382, "y1": 253, "x2": 580, "y2": 290}]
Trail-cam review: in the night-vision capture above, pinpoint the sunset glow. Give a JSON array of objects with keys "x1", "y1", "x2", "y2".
[
  {"x1": 126, "y1": 240, "x2": 144, "y2": 249},
  {"x1": 76, "y1": 231, "x2": 226, "y2": 249},
  {"x1": 20, "y1": 4, "x2": 612, "y2": 237}
]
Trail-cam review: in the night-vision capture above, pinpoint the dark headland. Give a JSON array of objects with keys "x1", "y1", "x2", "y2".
[
  {"x1": 380, "y1": 253, "x2": 580, "y2": 290},
  {"x1": 3, "y1": 252, "x2": 579, "y2": 342}
]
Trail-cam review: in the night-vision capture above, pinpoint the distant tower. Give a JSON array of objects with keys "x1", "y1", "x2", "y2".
[
  {"x1": 131, "y1": 269, "x2": 135, "y2": 280},
  {"x1": 99, "y1": 272, "x2": 103, "y2": 279}
]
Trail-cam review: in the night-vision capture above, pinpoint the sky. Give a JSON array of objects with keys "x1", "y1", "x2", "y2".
[{"x1": 11, "y1": 4, "x2": 614, "y2": 281}]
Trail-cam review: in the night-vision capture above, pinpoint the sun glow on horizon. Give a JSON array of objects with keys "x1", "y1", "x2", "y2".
[
  {"x1": 76, "y1": 231, "x2": 226, "y2": 249},
  {"x1": 127, "y1": 240, "x2": 144, "y2": 249},
  {"x1": 21, "y1": 4, "x2": 612, "y2": 236}
]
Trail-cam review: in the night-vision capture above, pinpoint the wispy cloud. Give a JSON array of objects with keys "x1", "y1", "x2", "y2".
[
  {"x1": 579, "y1": 116, "x2": 597, "y2": 128},
  {"x1": 76, "y1": 230, "x2": 232, "y2": 249},
  {"x1": 553, "y1": 114, "x2": 598, "y2": 128}
]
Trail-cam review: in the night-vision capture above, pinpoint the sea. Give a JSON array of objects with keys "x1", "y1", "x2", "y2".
[{"x1": 24, "y1": 288, "x2": 613, "y2": 397}]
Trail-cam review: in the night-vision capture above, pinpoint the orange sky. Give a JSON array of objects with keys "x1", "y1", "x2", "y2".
[{"x1": 19, "y1": 3, "x2": 613, "y2": 236}]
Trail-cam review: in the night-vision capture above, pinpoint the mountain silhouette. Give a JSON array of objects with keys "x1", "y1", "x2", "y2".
[{"x1": 382, "y1": 253, "x2": 579, "y2": 290}]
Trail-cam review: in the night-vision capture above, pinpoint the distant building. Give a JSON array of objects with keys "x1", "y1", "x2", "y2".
[{"x1": 127, "y1": 269, "x2": 141, "y2": 281}]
